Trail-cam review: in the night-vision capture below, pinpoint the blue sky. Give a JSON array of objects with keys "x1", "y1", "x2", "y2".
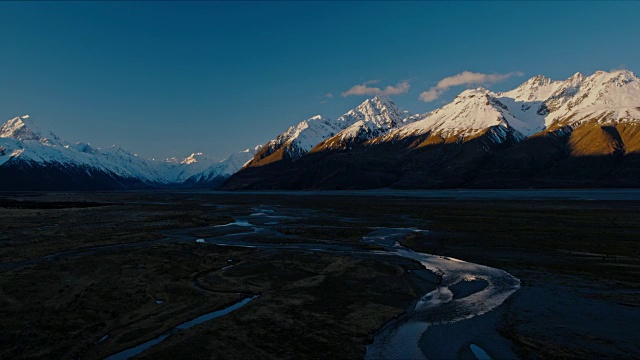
[{"x1": 1, "y1": 1, "x2": 638, "y2": 160}]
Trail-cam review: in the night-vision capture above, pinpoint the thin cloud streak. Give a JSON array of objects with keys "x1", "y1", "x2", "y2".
[
  {"x1": 419, "y1": 71, "x2": 524, "y2": 102},
  {"x1": 342, "y1": 80, "x2": 410, "y2": 97},
  {"x1": 318, "y1": 92, "x2": 334, "y2": 104}
]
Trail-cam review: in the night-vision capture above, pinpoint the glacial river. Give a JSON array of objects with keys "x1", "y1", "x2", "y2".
[
  {"x1": 104, "y1": 296, "x2": 258, "y2": 360},
  {"x1": 201, "y1": 210, "x2": 520, "y2": 359},
  {"x1": 58, "y1": 205, "x2": 519, "y2": 360}
]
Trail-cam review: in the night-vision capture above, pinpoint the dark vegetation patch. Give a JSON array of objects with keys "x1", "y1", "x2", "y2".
[
  {"x1": 1, "y1": 191, "x2": 639, "y2": 359},
  {"x1": 0, "y1": 198, "x2": 113, "y2": 209}
]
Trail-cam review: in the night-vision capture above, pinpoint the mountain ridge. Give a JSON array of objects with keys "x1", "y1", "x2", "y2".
[
  {"x1": 3, "y1": 69, "x2": 640, "y2": 190},
  {"x1": 0, "y1": 115, "x2": 260, "y2": 190},
  {"x1": 223, "y1": 69, "x2": 640, "y2": 190}
]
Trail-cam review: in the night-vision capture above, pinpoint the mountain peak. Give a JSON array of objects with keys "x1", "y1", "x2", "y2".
[
  {"x1": 187, "y1": 144, "x2": 264, "y2": 184},
  {"x1": 180, "y1": 152, "x2": 219, "y2": 166},
  {"x1": 579, "y1": 69, "x2": 638, "y2": 88},
  {"x1": 457, "y1": 87, "x2": 490, "y2": 97},
  {"x1": 613, "y1": 68, "x2": 636, "y2": 77},
  {"x1": 243, "y1": 144, "x2": 263, "y2": 153},
  {"x1": 528, "y1": 75, "x2": 554, "y2": 86},
  {"x1": 371, "y1": 94, "x2": 392, "y2": 104},
  {"x1": 568, "y1": 72, "x2": 585, "y2": 83},
  {"x1": 346, "y1": 95, "x2": 406, "y2": 127},
  {"x1": 356, "y1": 95, "x2": 397, "y2": 112},
  {"x1": 391, "y1": 84, "x2": 528, "y2": 141},
  {"x1": 603, "y1": 69, "x2": 637, "y2": 82},
  {"x1": 1, "y1": 115, "x2": 37, "y2": 139},
  {"x1": 0, "y1": 115, "x2": 63, "y2": 146},
  {"x1": 500, "y1": 75, "x2": 562, "y2": 104},
  {"x1": 182, "y1": 153, "x2": 202, "y2": 164}
]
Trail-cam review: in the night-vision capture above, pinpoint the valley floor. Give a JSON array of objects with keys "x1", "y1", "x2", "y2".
[{"x1": 0, "y1": 190, "x2": 638, "y2": 359}]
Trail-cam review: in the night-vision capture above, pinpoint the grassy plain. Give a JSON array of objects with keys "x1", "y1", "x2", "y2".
[{"x1": 0, "y1": 191, "x2": 638, "y2": 359}]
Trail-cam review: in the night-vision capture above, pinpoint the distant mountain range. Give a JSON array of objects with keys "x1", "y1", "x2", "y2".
[
  {"x1": 3, "y1": 69, "x2": 640, "y2": 190},
  {"x1": 0, "y1": 115, "x2": 261, "y2": 190}
]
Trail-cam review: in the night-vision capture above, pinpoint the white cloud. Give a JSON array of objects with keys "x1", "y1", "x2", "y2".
[
  {"x1": 342, "y1": 80, "x2": 410, "y2": 97},
  {"x1": 419, "y1": 71, "x2": 524, "y2": 102},
  {"x1": 418, "y1": 89, "x2": 440, "y2": 102},
  {"x1": 323, "y1": 92, "x2": 334, "y2": 98}
]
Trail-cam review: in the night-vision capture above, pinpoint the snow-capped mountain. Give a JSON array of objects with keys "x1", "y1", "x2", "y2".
[
  {"x1": 245, "y1": 95, "x2": 415, "y2": 167},
  {"x1": 0, "y1": 115, "x2": 259, "y2": 190},
  {"x1": 224, "y1": 69, "x2": 640, "y2": 190},
  {"x1": 312, "y1": 95, "x2": 417, "y2": 151},
  {"x1": 494, "y1": 70, "x2": 640, "y2": 135},
  {"x1": 385, "y1": 88, "x2": 527, "y2": 144},
  {"x1": 5, "y1": 69, "x2": 640, "y2": 191},
  {"x1": 0, "y1": 116, "x2": 168, "y2": 184},
  {"x1": 245, "y1": 114, "x2": 346, "y2": 167},
  {"x1": 494, "y1": 75, "x2": 564, "y2": 135},
  {"x1": 0, "y1": 115, "x2": 65, "y2": 146},
  {"x1": 501, "y1": 75, "x2": 563, "y2": 103},
  {"x1": 185, "y1": 145, "x2": 262, "y2": 186},
  {"x1": 385, "y1": 69, "x2": 640, "y2": 143},
  {"x1": 542, "y1": 70, "x2": 640, "y2": 128},
  {"x1": 156, "y1": 152, "x2": 218, "y2": 183}
]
